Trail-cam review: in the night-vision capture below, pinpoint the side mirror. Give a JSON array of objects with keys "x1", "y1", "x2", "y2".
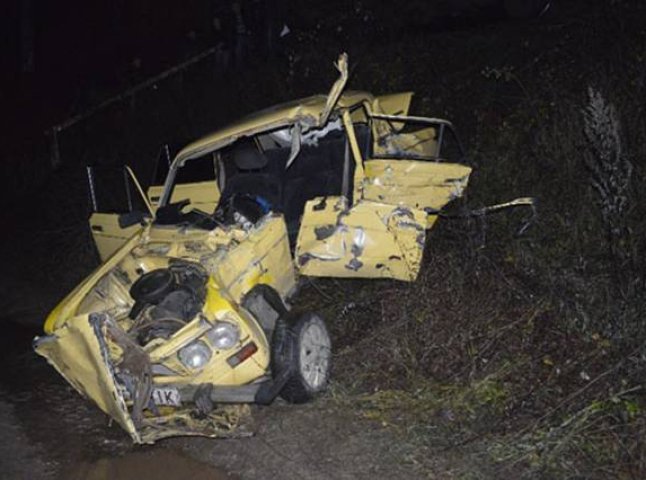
[{"x1": 118, "y1": 210, "x2": 149, "y2": 229}]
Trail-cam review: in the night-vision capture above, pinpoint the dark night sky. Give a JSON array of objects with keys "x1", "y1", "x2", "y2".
[
  {"x1": 3, "y1": 1, "x2": 223, "y2": 134},
  {"x1": 1, "y1": 0, "x2": 544, "y2": 117},
  {"x1": 1, "y1": 0, "x2": 556, "y2": 162}
]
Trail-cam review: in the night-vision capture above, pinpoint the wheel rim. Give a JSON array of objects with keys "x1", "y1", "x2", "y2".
[{"x1": 299, "y1": 321, "x2": 331, "y2": 390}]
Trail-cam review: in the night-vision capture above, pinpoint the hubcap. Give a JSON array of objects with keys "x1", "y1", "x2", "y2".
[{"x1": 299, "y1": 321, "x2": 331, "y2": 390}]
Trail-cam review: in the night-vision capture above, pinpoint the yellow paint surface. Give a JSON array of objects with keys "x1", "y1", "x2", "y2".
[
  {"x1": 296, "y1": 197, "x2": 427, "y2": 281},
  {"x1": 35, "y1": 315, "x2": 140, "y2": 442},
  {"x1": 147, "y1": 180, "x2": 220, "y2": 212},
  {"x1": 363, "y1": 159, "x2": 472, "y2": 227}
]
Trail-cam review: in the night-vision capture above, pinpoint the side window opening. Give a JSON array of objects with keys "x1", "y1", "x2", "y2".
[
  {"x1": 281, "y1": 120, "x2": 357, "y2": 237},
  {"x1": 352, "y1": 122, "x2": 371, "y2": 163},
  {"x1": 87, "y1": 165, "x2": 148, "y2": 214},
  {"x1": 219, "y1": 137, "x2": 286, "y2": 212},
  {"x1": 372, "y1": 118, "x2": 438, "y2": 160},
  {"x1": 163, "y1": 153, "x2": 218, "y2": 203},
  {"x1": 368, "y1": 114, "x2": 465, "y2": 162},
  {"x1": 437, "y1": 127, "x2": 466, "y2": 163},
  {"x1": 174, "y1": 154, "x2": 217, "y2": 185}
]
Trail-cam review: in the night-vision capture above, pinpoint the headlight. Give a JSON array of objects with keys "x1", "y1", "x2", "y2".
[
  {"x1": 207, "y1": 321, "x2": 240, "y2": 350},
  {"x1": 178, "y1": 340, "x2": 212, "y2": 370}
]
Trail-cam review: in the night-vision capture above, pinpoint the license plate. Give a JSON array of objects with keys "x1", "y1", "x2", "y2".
[{"x1": 152, "y1": 387, "x2": 181, "y2": 407}]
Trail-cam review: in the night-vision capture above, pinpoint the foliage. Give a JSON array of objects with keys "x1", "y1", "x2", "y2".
[{"x1": 582, "y1": 87, "x2": 633, "y2": 259}]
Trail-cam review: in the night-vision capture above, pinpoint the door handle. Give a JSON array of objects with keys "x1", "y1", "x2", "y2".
[{"x1": 91, "y1": 225, "x2": 104, "y2": 232}]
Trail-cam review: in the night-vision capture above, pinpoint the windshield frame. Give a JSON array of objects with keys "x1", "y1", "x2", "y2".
[{"x1": 157, "y1": 119, "x2": 299, "y2": 210}]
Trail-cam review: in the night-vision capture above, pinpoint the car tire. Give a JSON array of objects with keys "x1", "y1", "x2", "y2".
[
  {"x1": 270, "y1": 317, "x2": 292, "y2": 375},
  {"x1": 271, "y1": 312, "x2": 331, "y2": 404}
]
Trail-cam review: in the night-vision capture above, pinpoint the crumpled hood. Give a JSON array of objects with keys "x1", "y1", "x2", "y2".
[{"x1": 34, "y1": 313, "x2": 252, "y2": 444}]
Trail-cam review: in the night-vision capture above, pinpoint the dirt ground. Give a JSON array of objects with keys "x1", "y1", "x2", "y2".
[{"x1": 0, "y1": 315, "x2": 451, "y2": 480}]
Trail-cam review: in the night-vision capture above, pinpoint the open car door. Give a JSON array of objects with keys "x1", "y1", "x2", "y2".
[
  {"x1": 295, "y1": 107, "x2": 471, "y2": 282},
  {"x1": 295, "y1": 196, "x2": 428, "y2": 281},
  {"x1": 363, "y1": 109, "x2": 472, "y2": 228},
  {"x1": 87, "y1": 166, "x2": 153, "y2": 261},
  {"x1": 88, "y1": 149, "x2": 222, "y2": 261}
]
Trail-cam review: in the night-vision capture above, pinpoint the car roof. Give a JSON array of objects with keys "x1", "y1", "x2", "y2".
[{"x1": 175, "y1": 90, "x2": 374, "y2": 163}]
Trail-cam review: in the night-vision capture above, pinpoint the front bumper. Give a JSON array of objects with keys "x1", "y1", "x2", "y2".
[{"x1": 34, "y1": 312, "x2": 281, "y2": 443}]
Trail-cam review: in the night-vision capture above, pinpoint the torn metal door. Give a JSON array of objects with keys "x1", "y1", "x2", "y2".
[
  {"x1": 364, "y1": 114, "x2": 472, "y2": 227},
  {"x1": 362, "y1": 159, "x2": 472, "y2": 227},
  {"x1": 295, "y1": 196, "x2": 427, "y2": 281}
]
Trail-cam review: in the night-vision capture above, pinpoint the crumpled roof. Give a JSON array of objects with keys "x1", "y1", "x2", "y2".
[{"x1": 175, "y1": 90, "x2": 373, "y2": 163}]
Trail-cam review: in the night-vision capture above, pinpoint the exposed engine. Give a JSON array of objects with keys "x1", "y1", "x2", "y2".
[{"x1": 128, "y1": 260, "x2": 208, "y2": 345}]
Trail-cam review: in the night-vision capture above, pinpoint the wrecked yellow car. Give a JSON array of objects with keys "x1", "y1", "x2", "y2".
[{"x1": 33, "y1": 55, "x2": 472, "y2": 443}]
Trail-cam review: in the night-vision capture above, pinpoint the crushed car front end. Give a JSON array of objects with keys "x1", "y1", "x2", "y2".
[
  {"x1": 34, "y1": 53, "x2": 485, "y2": 443},
  {"x1": 34, "y1": 222, "x2": 291, "y2": 443}
]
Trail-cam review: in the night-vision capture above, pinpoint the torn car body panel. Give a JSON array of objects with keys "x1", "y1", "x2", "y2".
[
  {"x1": 34, "y1": 314, "x2": 140, "y2": 440},
  {"x1": 362, "y1": 159, "x2": 472, "y2": 226},
  {"x1": 209, "y1": 215, "x2": 296, "y2": 304},
  {"x1": 35, "y1": 313, "x2": 253, "y2": 444},
  {"x1": 295, "y1": 197, "x2": 427, "y2": 281}
]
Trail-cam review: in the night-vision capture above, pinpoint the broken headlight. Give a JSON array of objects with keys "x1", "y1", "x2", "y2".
[
  {"x1": 207, "y1": 321, "x2": 240, "y2": 350},
  {"x1": 178, "y1": 340, "x2": 212, "y2": 370}
]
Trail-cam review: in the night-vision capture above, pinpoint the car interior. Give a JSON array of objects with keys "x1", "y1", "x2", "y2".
[{"x1": 220, "y1": 123, "x2": 370, "y2": 237}]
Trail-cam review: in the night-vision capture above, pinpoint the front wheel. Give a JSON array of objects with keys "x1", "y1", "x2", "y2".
[{"x1": 274, "y1": 312, "x2": 331, "y2": 404}]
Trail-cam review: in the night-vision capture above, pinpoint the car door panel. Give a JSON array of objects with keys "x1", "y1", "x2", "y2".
[
  {"x1": 362, "y1": 159, "x2": 472, "y2": 226},
  {"x1": 295, "y1": 197, "x2": 427, "y2": 281},
  {"x1": 147, "y1": 180, "x2": 220, "y2": 212},
  {"x1": 89, "y1": 212, "x2": 143, "y2": 261}
]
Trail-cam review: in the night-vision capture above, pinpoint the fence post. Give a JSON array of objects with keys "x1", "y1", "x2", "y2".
[{"x1": 49, "y1": 128, "x2": 61, "y2": 169}]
